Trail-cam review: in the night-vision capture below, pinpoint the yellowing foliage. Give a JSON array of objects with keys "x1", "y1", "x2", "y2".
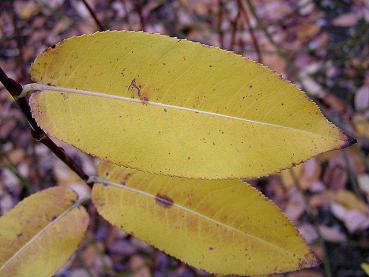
[
  {"x1": 29, "y1": 31, "x2": 351, "y2": 179},
  {"x1": 0, "y1": 186, "x2": 89, "y2": 277},
  {"x1": 91, "y1": 162, "x2": 319, "y2": 275}
]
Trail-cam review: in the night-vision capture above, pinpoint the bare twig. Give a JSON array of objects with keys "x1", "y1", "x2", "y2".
[
  {"x1": 217, "y1": 0, "x2": 224, "y2": 48},
  {"x1": 80, "y1": 0, "x2": 105, "y2": 31},
  {"x1": 134, "y1": 0, "x2": 145, "y2": 31},
  {"x1": 0, "y1": 67, "x2": 90, "y2": 184},
  {"x1": 238, "y1": 0, "x2": 262, "y2": 62},
  {"x1": 230, "y1": 0, "x2": 242, "y2": 50}
]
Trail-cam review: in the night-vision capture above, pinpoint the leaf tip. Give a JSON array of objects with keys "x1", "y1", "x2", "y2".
[{"x1": 340, "y1": 133, "x2": 357, "y2": 150}]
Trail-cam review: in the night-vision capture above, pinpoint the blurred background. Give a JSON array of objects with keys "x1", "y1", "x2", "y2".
[{"x1": 0, "y1": 0, "x2": 369, "y2": 276}]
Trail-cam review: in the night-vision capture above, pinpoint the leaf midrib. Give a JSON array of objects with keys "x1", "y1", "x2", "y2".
[{"x1": 28, "y1": 83, "x2": 339, "y2": 141}]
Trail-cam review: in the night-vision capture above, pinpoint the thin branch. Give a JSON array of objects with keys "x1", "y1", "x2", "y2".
[
  {"x1": 217, "y1": 0, "x2": 224, "y2": 48},
  {"x1": 238, "y1": 0, "x2": 262, "y2": 62},
  {"x1": 134, "y1": 0, "x2": 145, "y2": 31},
  {"x1": 80, "y1": 0, "x2": 105, "y2": 31},
  {"x1": 0, "y1": 67, "x2": 90, "y2": 184},
  {"x1": 230, "y1": 0, "x2": 242, "y2": 51}
]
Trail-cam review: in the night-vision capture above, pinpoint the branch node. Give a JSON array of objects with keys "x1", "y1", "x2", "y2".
[{"x1": 17, "y1": 83, "x2": 40, "y2": 99}]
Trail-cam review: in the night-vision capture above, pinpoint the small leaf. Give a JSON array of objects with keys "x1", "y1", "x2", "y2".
[
  {"x1": 362, "y1": 263, "x2": 369, "y2": 276},
  {"x1": 91, "y1": 161, "x2": 319, "y2": 275},
  {"x1": 0, "y1": 186, "x2": 89, "y2": 277},
  {"x1": 29, "y1": 31, "x2": 353, "y2": 179}
]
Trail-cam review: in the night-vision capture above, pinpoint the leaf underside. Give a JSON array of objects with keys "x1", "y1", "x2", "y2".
[
  {"x1": 0, "y1": 186, "x2": 89, "y2": 277},
  {"x1": 92, "y1": 161, "x2": 319, "y2": 275},
  {"x1": 29, "y1": 31, "x2": 351, "y2": 179}
]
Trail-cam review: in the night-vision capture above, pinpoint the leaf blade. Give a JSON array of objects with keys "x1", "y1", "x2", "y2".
[
  {"x1": 0, "y1": 186, "x2": 89, "y2": 277},
  {"x1": 30, "y1": 31, "x2": 351, "y2": 179},
  {"x1": 92, "y1": 162, "x2": 319, "y2": 275}
]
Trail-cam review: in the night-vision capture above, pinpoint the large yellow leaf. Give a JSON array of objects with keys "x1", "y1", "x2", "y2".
[
  {"x1": 91, "y1": 161, "x2": 319, "y2": 275},
  {"x1": 29, "y1": 31, "x2": 352, "y2": 179},
  {"x1": 0, "y1": 186, "x2": 89, "y2": 277}
]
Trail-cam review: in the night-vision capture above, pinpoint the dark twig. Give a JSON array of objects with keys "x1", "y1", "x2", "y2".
[
  {"x1": 133, "y1": 0, "x2": 146, "y2": 31},
  {"x1": 217, "y1": 0, "x2": 224, "y2": 48},
  {"x1": 0, "y1": 67, "x2": 90, "y2": 184},
  {"x1": 230, "y1": 1, "x2": 242, "y2": 51},
  {"x1": 238, "y1": 0, "x2": 262, "y2": 62},
  {"x1": 80, "y1": 0, "x2": 105, "y2": 31}
]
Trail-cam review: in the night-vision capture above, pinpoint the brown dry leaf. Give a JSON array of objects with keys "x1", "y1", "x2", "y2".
[
  {"x1": 281, "y1": 164, "x2": 304, "y2": 188},
  {"x1": 262, "y1": 43, "x2": 287, "y2": 73},
  {"x1": 310, "y1": 191, "x2": 333, "y2": 208},
  {"x1": 14, "y1": 2, "x2": 40, "y2": 20},
  {"x1": 285, "y1": 188, "x2": 305, "y2": 221},
  {"x1": 358, "y1": 174, "x2": 369, "y2": 201},
  {"x1": 322, "y1": 94, "x2": 347, "y2": 114},
  {"x1": 296, "y1": 22, "x2": 321, "y2": 41},
  {"x1": 130, "y1": 255, "x2": 151, "y2": 277},
  {"x1": 333, "y1": 12, "x2": 359, "y2": 26},
  {"x1": 355, "y1": 85, "x2": 369, "y2": 111},
  {"x1": 334, "y1": 190, "x2": 369, "y2": 214},
  {"x1": 346, "y1": 148, "x2": 366, "y2": 175},
  {"x1": 318, "y1": 225, "x2": 346, "y2": 242},
  {"x1": 331, "y1": 203, "x2": 369, "y2": 233},
  {"x1": 7, "y1": 149, "x2": 25, "y2": 165},
  {"x1": 353, "y1": 114, "x2": 369, "y2": 139},
  {"x1": 310, "y1": 190, "x2": 368, "y2": 215},
  {"x1": 281, "y1": 158, "x2": 321, "y2": 190},
  {"x1": 323, "y1": 164, "x2": 348, "y2": 191},
  {"x1": 317, "y1": 149, "x2": 340, "y2": 163}
]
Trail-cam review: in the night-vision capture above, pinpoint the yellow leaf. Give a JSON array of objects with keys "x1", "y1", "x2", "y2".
[
  {"x1": 91, "y1": 161, "x2": 319, "y2": 275},
  {"x1": 362, "y1": 263, "x2": 369, "y2": 276},
  {"x1": 0, "y1": 186, "x2": 89, "y2": 277},
  {"x1": 29, "y1": 31, "x2": 352, "y2": 179}
]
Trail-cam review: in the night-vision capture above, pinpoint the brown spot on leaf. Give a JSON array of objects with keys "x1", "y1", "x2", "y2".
[
  {"x1": 128, "y1": 79, "x2": 141, "y2": 97},
  {"x1": 122, "y1": 173, "x2": 132, "y2": 184},
  {"x1": 155, "y1": 193, "x2": 174, "y2": 208},
  {"x1": 128, "y1": 79, "x2": 150, "y2": 103},
  {"x1": 16, "y1": 233, "x2": 23, "y2": 238}
]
